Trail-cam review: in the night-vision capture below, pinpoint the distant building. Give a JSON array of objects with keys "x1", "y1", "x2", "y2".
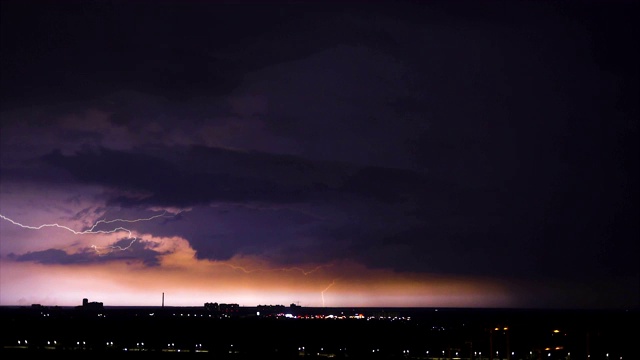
[
  {"x1": 80, "y1": 298, "x2": 104, "y2": 310},
  {"x1": 204, "y1": 302, "x2": 220, "y2": 312},
  {"x1": 204, "y1": 302, "x2": 240, "y2": 316}
]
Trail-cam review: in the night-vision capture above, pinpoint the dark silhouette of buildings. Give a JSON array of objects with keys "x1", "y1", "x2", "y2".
[
  {"x1": 0, "y1": 301, "x2": 636, "y2": 359},
  {"x1": 79, "y1": 298, "x2": 104, "y2": 310}
]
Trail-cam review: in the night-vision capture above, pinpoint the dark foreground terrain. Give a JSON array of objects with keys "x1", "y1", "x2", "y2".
[{"x1": 0, "y1": 306, "x2": 636, "y2": 359}]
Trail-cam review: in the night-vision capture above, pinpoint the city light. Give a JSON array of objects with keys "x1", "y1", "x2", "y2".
[{"x1": 0, "y1": 306, "x2": 632, "y2": 357}]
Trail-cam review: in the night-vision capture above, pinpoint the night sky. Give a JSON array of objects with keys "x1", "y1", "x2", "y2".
[{"x1": 1, "y1": 0, "x2": 638, "y2": 309}]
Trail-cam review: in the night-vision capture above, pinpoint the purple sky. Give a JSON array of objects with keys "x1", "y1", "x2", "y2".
[{"x1": 0, "y1": 0, "x2": 638, "y2": 309}]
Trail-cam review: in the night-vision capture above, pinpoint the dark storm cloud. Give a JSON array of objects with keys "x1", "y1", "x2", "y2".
[
  {"x1": 36, "y1": 144, "x2": 474, "y2": 268},
  {"x1": 0, "y1": 1, "x2": 386, "y2": 111},
  {"x1": 1, "y1": 0, "x2": 638, "y2": 307},
  {"x1": 9, "y1": 238, "x2": 164, "y2": 266},
  {"x1": 40, "y1": 145, "x2": 350, "y2": 206},
  {"x1": 40, "y1": 143, "x2": 462, "y2": 209},
  {"x1": 37, "y1": 140, "x2": 637, "y2": 282}
]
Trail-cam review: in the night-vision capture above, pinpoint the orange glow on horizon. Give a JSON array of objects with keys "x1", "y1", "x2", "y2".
[
  {"x1": 0, "y1": 213, "x2": 514, "y2": 308},
  {"x1": 0, "y1": 252, "x2": 514, "y2": 308}
]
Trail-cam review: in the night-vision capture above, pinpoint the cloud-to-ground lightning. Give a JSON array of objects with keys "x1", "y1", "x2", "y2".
[
  {"x1": 321, "y1": 280, "x2": 337, "y2": 307},
  {"x1": 0, "y1": 211, "x2": 180, "y2": 255}
]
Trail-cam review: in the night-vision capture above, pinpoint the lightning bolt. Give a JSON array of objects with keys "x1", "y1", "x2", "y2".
[
  {"x1": 321, "y1": 280, "x2": 336, "y2": 307},
  {"x1": 226, "y1": 263, "x2": 330, "y2": 276},
  {"x1": 226, "y1": 262, "x2": 338, "y2": 304},
  {"x1": 0, "y1": 211, "x2": 181, "y2": 255}
]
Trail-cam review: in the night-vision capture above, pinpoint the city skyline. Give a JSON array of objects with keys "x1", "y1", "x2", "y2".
[{"x1": 1, "y1": 0, "x2": 638, "y2": 309}]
